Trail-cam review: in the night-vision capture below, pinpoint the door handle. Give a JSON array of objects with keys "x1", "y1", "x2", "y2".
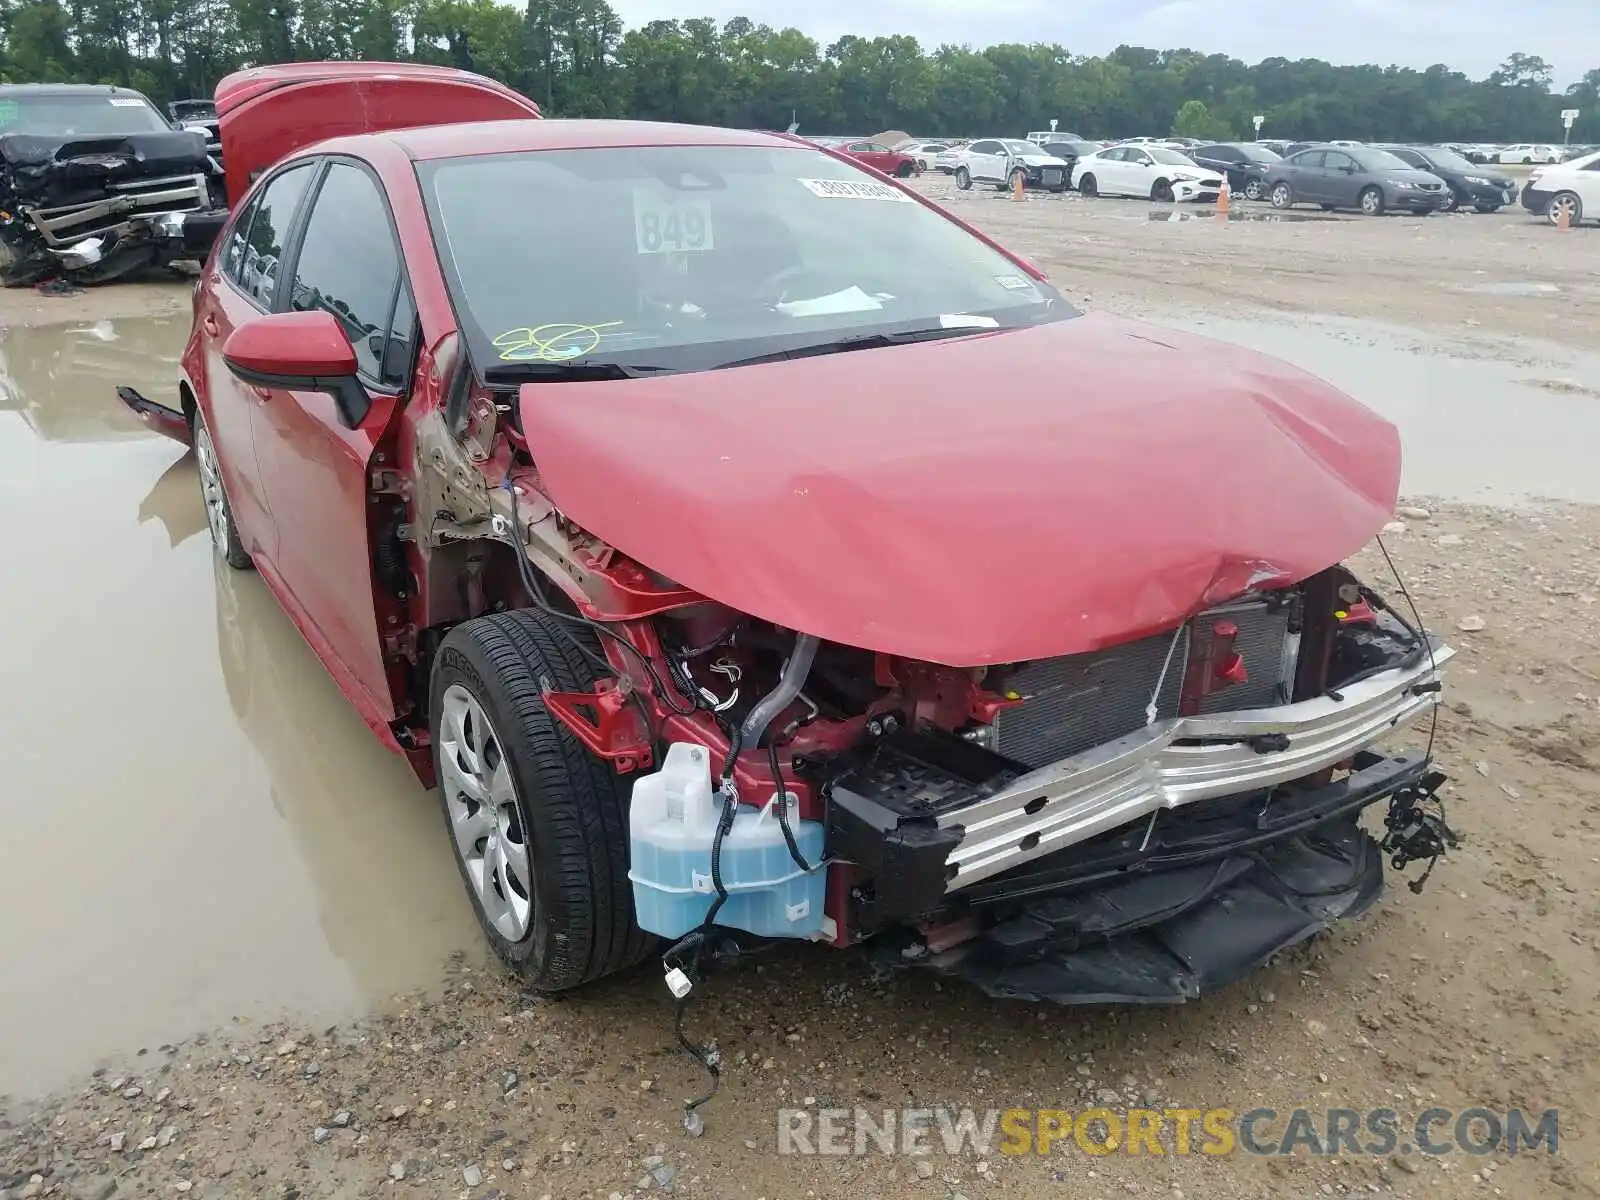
[{"x1": 202, "y1": 315, "x2": 220, "y2": 337}]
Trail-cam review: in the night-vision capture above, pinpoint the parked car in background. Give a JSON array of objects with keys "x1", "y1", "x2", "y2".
[
  {"x1": 952, "y1": 138, "x2": 1072, "y2": 192},
  {"x1": 1521, "y1": 150, "x2": 1600, "y2": 226},
  {"x1": 1190, "y1": 142, "x2": 1282, "y2": 200},
  {"x1": 1041, "y1": 140, "x2": 1103, "y2": 185},
  {"x1": 816, "y1": 138, "x2": 919, "y2": 177},
  {"x1": 896, "y1": 141, "x2": 951, "y2": 172},
  {"x1": 1255, "y1": 139, "x2": 1294, "y2": 156},
  {"x1": 1496, "y1": 143, "x2": 1561, "y2": 164},
  {"x1": 1074, "y1": 143, "x2": 1223, "y2": 202},
  {"x1": 1026, "y1": 129, "x2": 1084, "y2": 144},
  {"x1": 1380, "y1": 145, "x2": 1517, "y2": 212},
  {"x1": 1267, "y1": 146, "x2": 1449, "y2": 215},
  {"x1": 933, "y1": 144, "x2": 967, "y2": 173},
  {"x1": 169, "y1": 97, "x2": 223, "y2": 166},
  {"x1": 0, "y1": 82, "x2": 227, "y2": 285}
]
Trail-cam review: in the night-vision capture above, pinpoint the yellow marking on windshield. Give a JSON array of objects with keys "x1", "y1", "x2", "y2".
[{"x1": 493, "y1": 322, "x2": 624, "y2": 362}]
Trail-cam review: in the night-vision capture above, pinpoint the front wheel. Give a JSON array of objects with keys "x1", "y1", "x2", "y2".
[
  {"x1": 1359, "y1": 187, "x2": 1385, "y2": 216},
  {"x1": 194, "y1": 409, "x2": 253, "y2": 570},
  {"x1": 895, "y1": 162, "x2": 915, "y2": 179},
  {"x1": 955, "y1": 166, "x2": 972, "y2": 190},
  {"x1": 1005, "y1": 168, "x2": 1027, "y2": 193},
  {"x1": 430, "y1": 609, "x2": 656, "y2": 992},
  {"x1": 1547, "y1": 191, "x2": 1583, "y2": 226},
  {"x1": 1439, "y1": 190, "x2": 1458, "y2": 212},
  {"x1": 1151, "y1": 179, "x2": 1175, "y2": 203},
  {"x1": 1078, "y1": 173, "x2": 1098, "y2": 198},
  {"x1": 1475, "y1": 203, "x2": 1500, "y2": 214},
  {"x1": 1243, "y1": 178, "x2": 1265, "y2": 201},
  {"x1": 1270, "y1": 181, "x2": 1293, "y2": 209}
]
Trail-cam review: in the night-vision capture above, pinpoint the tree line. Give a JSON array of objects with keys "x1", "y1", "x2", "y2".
[{"x1": 1, "y1": 0, "x2": 1596, "y2": 144}]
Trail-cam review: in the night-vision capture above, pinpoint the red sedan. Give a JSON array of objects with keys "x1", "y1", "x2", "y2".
[
  {"x1": 120, "y1": 66, "x2": 1454, "y2": 1040},
  {"x1": 814, "y1": 136, "x2": 920, "y2": 177}
]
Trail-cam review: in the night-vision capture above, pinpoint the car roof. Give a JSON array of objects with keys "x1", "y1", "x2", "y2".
[
  {"x1": 373, "y1": 118, "x2": 799, "y2": 163},
  {"x1": 0, "y1": 83, "x2": 152, "y2": 99}
]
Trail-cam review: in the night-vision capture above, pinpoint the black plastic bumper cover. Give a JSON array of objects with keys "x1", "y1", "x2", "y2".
[{"x1": 873, "y1": 752, "x2": 1431, "y2": 1004}]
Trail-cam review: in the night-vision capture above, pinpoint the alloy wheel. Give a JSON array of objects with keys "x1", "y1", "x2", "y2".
[
  {"x1": 1548, "y1": 193, "x2": 1582, "y2": 226},
  {"x1": 1243, "y1": 178, "x2": 1264, "y2": 201},
  {"x1": 439, "y1": 683, "x2": 535, "y2": 941},
  {"x1": 195, "y1": 421, "x2": 231, "y2": 555}
]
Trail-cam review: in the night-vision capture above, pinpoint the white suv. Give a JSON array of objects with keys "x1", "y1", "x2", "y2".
[
  {"x1": 1497, "y1": 143, "x2": 1562, "y2": 164},
  {"x1": 1521, "y1": 150, "x2": 1600, "y2": 225}
]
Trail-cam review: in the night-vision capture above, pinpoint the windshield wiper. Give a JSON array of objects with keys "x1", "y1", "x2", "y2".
[
  {"x1": 482, "y1": 359, "x2": 675, "y2": 384},
  {"x1": 709, "y1": 324, "x2": 998, "y2": 371}
]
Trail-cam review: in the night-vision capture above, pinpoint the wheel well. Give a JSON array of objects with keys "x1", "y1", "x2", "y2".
[{"x1": 178, "y1": 380, "x2": 197, "y2": 429}]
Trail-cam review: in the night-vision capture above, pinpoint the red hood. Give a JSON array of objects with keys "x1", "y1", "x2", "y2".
[{"x1": 519, "y1": 312, "x2": 1400, "y2": 665}]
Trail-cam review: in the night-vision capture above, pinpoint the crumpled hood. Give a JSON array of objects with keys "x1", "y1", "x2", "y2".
[{"x1": 519, "y1": 312, "x2": 1401, "y2": 666}]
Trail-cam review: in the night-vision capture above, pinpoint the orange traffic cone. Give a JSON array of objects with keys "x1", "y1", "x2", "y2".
[
  {"x1": 1556, "y1": 200, "x2": 1571, "y2": 230},
  {"x1": 1217, "y1": 178, "x2": 1231, "y2": 215},
  {"x1": 1012, "y1": 170, "x2": 1025, "y2": 202}
]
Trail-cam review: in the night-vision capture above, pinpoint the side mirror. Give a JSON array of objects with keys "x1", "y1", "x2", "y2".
[{"x1": 222, "y1": 309, "x2": 370, "y2": 429}]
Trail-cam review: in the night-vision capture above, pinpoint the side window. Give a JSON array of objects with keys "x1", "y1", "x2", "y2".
[
  {"x1": 237, "y1": 164, "x2": 314, "y2": 309},
  {"x1": 1393, "y1": 150, "x2": 1424, "y2": 168},
  {"x1": 1323, "y1": 151, "x2": 1355, "y2": 171},
  {"x1": 1131, "y1": 151, "x2": 1153, "y2": 166},
  {"x1": 1583, "y1": 159, "x2": 1600, "y2": 171},
  {"x1": 220, "y1": 194, "x2": 260, "y2": 285},
  {"x1": 287, "y1": 162, "x2": 406, "y2": 386},
  {"x1": 969, "y1": 141, "x2": 995, "y2": 155},
  {"x1": 1293, "y1": 151, "x2": 1326, "y2": 169}
]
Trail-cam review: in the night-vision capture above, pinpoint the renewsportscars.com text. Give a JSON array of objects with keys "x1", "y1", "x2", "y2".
[{"x1": 775, "y1": 1106, "x2": 1560, "y2": 1157}]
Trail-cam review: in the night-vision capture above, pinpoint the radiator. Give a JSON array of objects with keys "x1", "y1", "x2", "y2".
[{"x1": 991, "y1": 597, "x2": 1295, "y2": 770}]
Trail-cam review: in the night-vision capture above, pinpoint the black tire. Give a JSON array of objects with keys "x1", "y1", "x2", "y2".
[
  {"x1": 429, "y1": 609, "x2": 655, "y2": 992},
  {"x1": 1243, "y1": 178, "x2": 1265, "y2": 201},
  {"x1": 1547, "y1": 191, "x2": 1583, "y2": 227},
  {"x1": 955, "y1": 166, "x2": 972, "y2": 190},
  {"x1": 1475, "y1": 203, "x2": 1500, "y2": 214},
  {"x1": 1270, "y1": 181, "x2": 1293, "y2": 209},
  {"x1": 1048, "y1": 182, "x2": 1067, "y2": 193},
  {"x1": 194, "y1": 407, "x2": 253, "y2": 570},
  {"x1": 1008, "y1": 168, "x2": 1027, "y2": 193},
  {"x1": 895, "y1": 162, "x2": 914, "y2": 179},
  {"x1": 1078, "y1": 173, "x2": 1098, "y2": 198},
  {"x1": 1151, "y1": 178, "x2": 1175, "y2": 203},
  {"x1": 1439, "y1": 190, "x2": 1458, "y2": 212},
  {"x1": 1320, "y1": 202, "x2": 1338, "y2": 211},
  {"x1": 1358, "y1": 186, "x2": 1385, "y2": 216}
]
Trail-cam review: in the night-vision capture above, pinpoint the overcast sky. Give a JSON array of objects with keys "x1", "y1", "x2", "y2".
[{"x1": 609, "y1": 0, "x2": 1600, "y2": 87}]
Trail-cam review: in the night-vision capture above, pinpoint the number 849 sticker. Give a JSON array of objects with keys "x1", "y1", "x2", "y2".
[{"x1": 632, "y1": 187, "x2": 714, "y2": 254}]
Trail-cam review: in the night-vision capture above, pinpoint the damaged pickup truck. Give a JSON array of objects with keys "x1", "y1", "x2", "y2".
[
  {"x1": 0, "y1": 83, "x2": 226, "y2": 286},
  {"x1": 120, "y1": 64, "x2": 1458, "y2": 1073}
]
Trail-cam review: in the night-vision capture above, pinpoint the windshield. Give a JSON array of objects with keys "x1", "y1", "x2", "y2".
[
  {"x1": 420, "y1": 145, "x2": 1076, "y2": 374},
  {"x1": 1145, "y1": 146, "x2": 1198, "y2": 166},
  {"x1": 1416, "y1": 147, "x2": 1472, "y2": 172},
  {"x1": 1000, "y1": 140, "x2": 1036, "y2": 153},
  {"x1": 0, "y1": 92, "x2": 172, "y2": 137},
  {"x1": 1351, "y1": 148, "x2": 1414, "y2": 171}
]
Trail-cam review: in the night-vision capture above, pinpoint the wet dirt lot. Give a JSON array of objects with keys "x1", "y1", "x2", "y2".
[{"x1": 2, "y1": 195, "x2": 1599, "y2": 1200}]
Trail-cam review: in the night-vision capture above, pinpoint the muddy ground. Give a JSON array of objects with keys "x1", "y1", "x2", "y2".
[{"x1": 1, "y1": 189, "x2": 1598, "y2": 1200}]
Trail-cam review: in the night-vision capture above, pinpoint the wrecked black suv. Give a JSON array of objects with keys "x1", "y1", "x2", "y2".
[{"x1": 0, "y1": 83, "x2": 227, "y2": 286}]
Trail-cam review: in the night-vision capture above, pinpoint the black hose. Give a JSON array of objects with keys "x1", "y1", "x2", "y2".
[{"x1": 768, "y1": 738, "x2": 814, "y2": 872}]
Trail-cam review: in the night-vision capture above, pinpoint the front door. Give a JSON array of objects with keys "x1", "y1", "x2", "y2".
[
  {"x1": 1320, "y1": 151, "x2": 1360, "y2": 206},
  {"x1": 199, "y1": 160, "x2": 319, "y2": 555},
  {"x1": 246, "y1": 157, "x2": 418, "y2": 724},
  {"x1": 1289, "y1": 151, "x2": 1328, "y2": 202}
]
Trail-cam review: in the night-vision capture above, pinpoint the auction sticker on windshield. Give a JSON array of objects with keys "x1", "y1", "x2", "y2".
[
  {"x1": 108, "y1": 97, "x2": 148, "y2": 107},
  {"x1": 632, "y1": 186, "x2": 714, "y2": 255},
  {"x1": 798, "y1": 178, "x2": 914, "y2": 202}
]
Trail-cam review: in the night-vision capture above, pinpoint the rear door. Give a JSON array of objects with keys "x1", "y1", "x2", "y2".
[
  {"x1": 966, "y1": 140, "x2": 1003, "y2": 181},
  {"x1": 1287, "y1": 150, "x2": 1327, "y2": 201},
  {"x1": 245, "y1": 157, "x2": 418, "y2": 722},
  {"x1": 197, "y1": 161, "x2": 319, "y2": 552}
]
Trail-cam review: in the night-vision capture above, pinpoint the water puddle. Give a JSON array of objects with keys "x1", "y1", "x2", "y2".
[
  {"x1": 1167, "y1": 313, "x2": 1600, "y2": 505},
  {"x1": 1146, "y1": 208, "x2": 1342, "y2": 223},
  {"x1": 0, "y1": 317, "x2": 481, "y2": 1096},
  {"x1": 1455, "y1": 281, "x2": 1562, "y2": 296}
]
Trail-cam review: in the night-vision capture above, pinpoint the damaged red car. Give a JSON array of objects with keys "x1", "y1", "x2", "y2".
[{"x1": 122, "y1": 64, "x2": 1458, "y2": 1019}]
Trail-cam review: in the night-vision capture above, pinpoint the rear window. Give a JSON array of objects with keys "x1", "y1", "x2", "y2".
[
  {"x1": 420, "y1": 144, "x2": 1077, "y2": 375},
  {"x1": 0, "y1": 92, "x2": 171, "y2": 136}
]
